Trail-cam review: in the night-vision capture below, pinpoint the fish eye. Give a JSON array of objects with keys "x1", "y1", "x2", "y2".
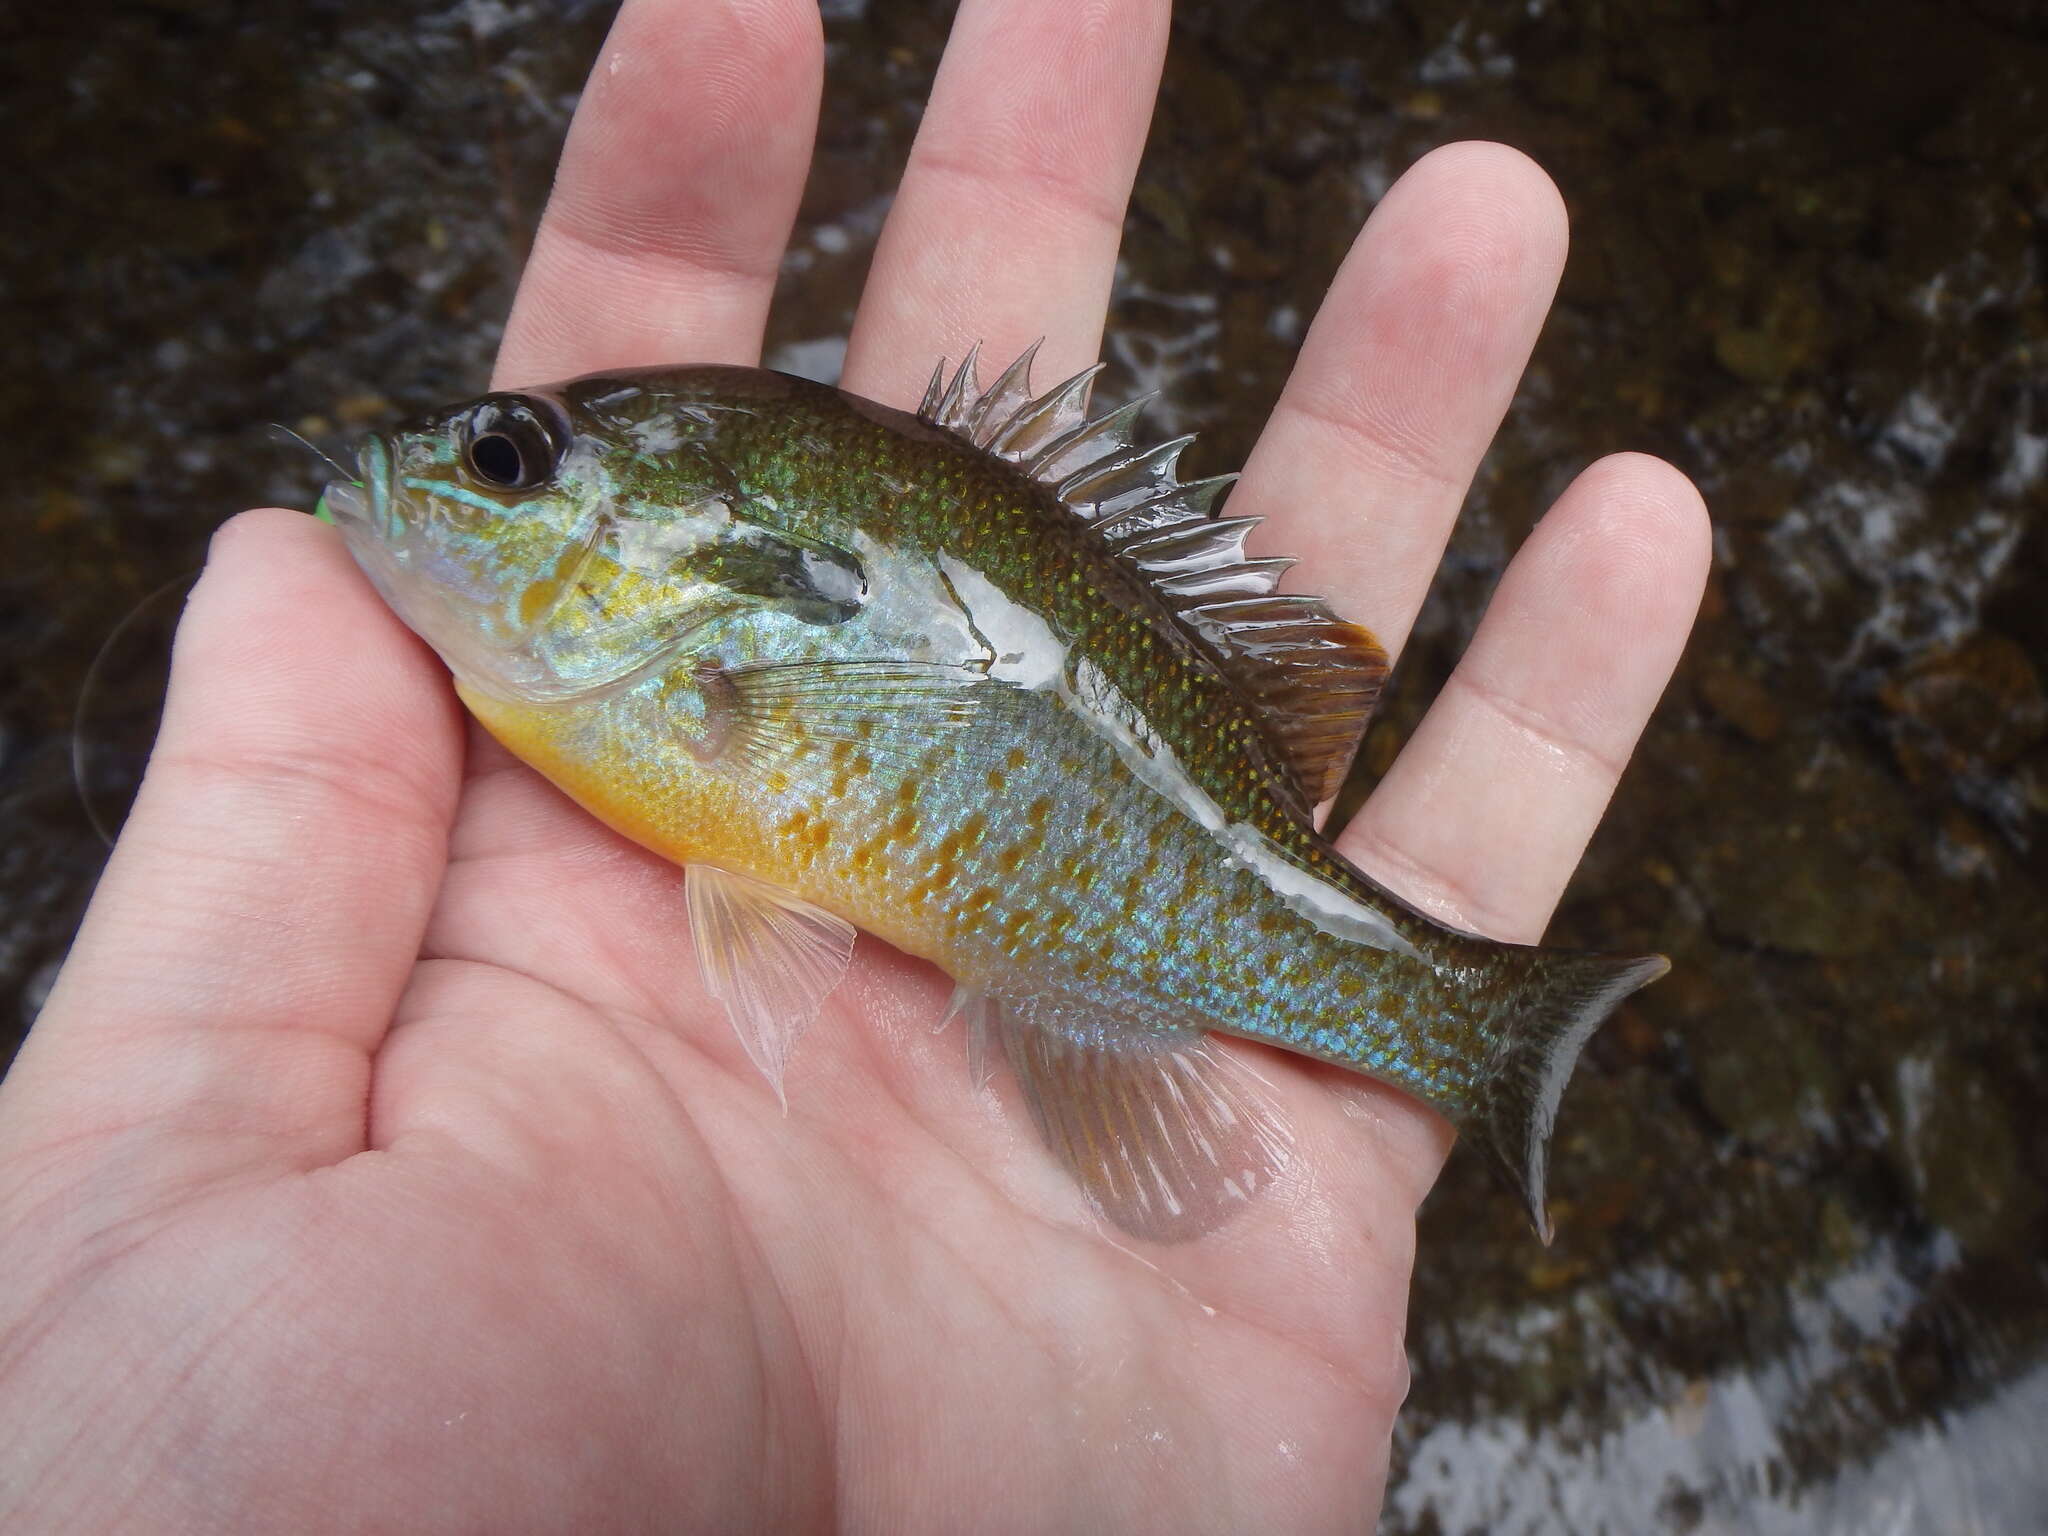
[{"x1": 459, "y1": 394, "x2": 569, "y2": 492}]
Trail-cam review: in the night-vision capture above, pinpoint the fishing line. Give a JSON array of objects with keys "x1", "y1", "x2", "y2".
[
  {"x1": 267, "y1": 421, "x2": 355, "y2": 484},
  {"x1": 71, "y1": 570, "x2": 200, "y2": 847}
]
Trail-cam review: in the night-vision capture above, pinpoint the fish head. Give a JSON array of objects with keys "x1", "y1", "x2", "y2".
[
  {"x1": 322, "y1": 387, "x2": 601, "y2": 698},
  {"x1": 324, "y1": 371, "x2": 891, "y2": 703}
]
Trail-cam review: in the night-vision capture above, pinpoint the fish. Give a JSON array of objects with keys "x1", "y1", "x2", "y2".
[{"x1": 320, "y1": 347, "x2": 1667, "y2": 1243}]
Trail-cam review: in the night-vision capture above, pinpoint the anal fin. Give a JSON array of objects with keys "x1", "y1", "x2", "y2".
[
  {"x1": 684, "y1": 863, "x2": 855, "y2": 1106},
  {"x1": 991, "y1": 993, "x2": 1294, "y2": 1242}
]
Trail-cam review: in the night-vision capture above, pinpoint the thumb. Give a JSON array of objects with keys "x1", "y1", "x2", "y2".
[{"x1": 0, "y1": 510, "x2": 462, "y2": 1198}]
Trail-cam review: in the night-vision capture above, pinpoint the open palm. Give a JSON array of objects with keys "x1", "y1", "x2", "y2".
[{"x1": 0, "y1": 2, "x2": 1707, "y2": 1531}]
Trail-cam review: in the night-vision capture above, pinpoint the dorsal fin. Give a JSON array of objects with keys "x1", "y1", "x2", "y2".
[{"x1": 919, "y1": 345, "x2": 1388, "y2": 803}]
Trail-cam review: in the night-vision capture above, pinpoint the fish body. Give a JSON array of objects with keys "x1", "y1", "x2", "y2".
[{"x1": 326, "y1": 353, "x2": 1664, "y2": 1241}]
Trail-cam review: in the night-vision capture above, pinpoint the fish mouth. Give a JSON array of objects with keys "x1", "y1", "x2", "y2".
[
  {"x1": 317, "y1": 433, "x2": 395, "y2": 537},
  {"x1": 317, "y1": 478, "x2": 369, "y2": 529}
]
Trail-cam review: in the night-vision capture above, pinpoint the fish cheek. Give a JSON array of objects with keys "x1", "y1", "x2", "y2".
[
  {"x1": 516, "y1": 574, "x2": 561, "y2": 632},
  {"x1": 512, "y1": 533, "x2": 596, "y2": 633}
]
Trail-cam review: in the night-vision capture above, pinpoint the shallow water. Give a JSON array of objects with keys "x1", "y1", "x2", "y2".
[{"x1": 3, "y1": 2, "x2": 2043, "y2": 1531}]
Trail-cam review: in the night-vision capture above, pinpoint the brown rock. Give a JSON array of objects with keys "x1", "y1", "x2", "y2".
[
  {"x1": 1697, "y1": 661, "x2": 1785, "y2": 742},
  {"x1": 1880, "y1": 633, "x2": 2046, "y2": 780}
]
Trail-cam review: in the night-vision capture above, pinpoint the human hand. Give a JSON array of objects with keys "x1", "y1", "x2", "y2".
[{"x1": 0, "y1": 1, "x2": 1708, "y2": 1531}]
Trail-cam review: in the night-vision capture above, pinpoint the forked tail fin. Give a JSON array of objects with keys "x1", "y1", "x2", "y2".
[{"x1": 1473, "y1": 949, "x2": 1670, "y2": 1244}]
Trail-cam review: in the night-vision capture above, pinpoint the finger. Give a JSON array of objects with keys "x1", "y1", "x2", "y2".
[
  {"x1": 1338, "y1": 454, "x2": 1711, "y2": 942},
  {"x1": 840, "y1": 0, "x2": 1170, "y2": 407},
  {"x1": 1232, "y1": 142, "x2": 1569, "y2": 661},
  {"x1": 493, "y1": 0, "x2": 823, "y2": 387},
  {"x1": 0, "y1": 511, "x2": 463, "y2": 1186}
]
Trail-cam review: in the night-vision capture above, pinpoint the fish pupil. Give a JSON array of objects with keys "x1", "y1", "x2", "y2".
[{"x1": 469, "y1": 432, "x2": 527, "y2": 487}]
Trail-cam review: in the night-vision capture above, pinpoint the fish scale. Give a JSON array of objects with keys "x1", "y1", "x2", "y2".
[
  {"x1": 488, "y1": 610, "x2": 1495, "y2": 1129},
  {"x1": 328, "y1": 351, "x2": 1668, "y2": 1243}
]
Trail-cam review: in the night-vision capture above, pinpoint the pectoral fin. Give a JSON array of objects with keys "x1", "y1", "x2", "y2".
[
  {"x1": 990, "y1": 993, "x2": 1294, "y2": 1242},
  {"x1": 670, "y1": 658, "x2": 997, "y2": 769},
  {"x1": 683, "y1": 863, "x2": 856, "y2": 1106}
]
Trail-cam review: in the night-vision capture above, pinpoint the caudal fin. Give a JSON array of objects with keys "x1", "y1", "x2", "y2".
[{"x1": 1472, "y1": 949, "x2": 1669, "y2": 1244}]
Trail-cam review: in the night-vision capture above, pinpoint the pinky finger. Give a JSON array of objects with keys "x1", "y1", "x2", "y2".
[{"x1": 1337, "y1": 453, "x2": 1711, "y2": 944}]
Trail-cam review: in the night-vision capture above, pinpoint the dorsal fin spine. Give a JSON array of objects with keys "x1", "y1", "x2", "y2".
[
  {"x1": 918, "y1": 359, "x2": 947, "y2": 420},
  {"x1": 1152, "y1": 557, "x2": 1294, "y2": 600},
  {"x1": 964, "y1": 341, "x2": 1040, "y2": 445},
  {"x1": 1096, "y1": 475, "x2": 1239, "y2": 542},
  {"x1": 1056, "y1": 435, "x2": 1195, "y2": 516},
  {"x1": 988, "y1": 363, "x2": 1104, "y2": 459},
  {"x1": 1028, "y1": 396, "x2": 1153, "y2": 483},
  {"x1": 1060, "y1": 433, "x2": 1194, "y2": 490},
  {"x1": 916, "y1": 345, "x2": 1390, "y2": 805},
  {"x1": 1120, "y1": 515, "x2": 1262, "y2": 571},
  {"x1": 934, "y1": 342, "x2": 982, "y2": 430}
]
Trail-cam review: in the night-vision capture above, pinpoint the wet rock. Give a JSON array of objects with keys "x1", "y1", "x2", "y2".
[
  {"x1": 1712, "y1": 289, "x2": 1826, "y2": 385},
  {"x1": 1678, "y1": 743, "x2": 1918, "y2": 959},
  {"x1": 1680, "y1": 962, "x2": 1838, "y2": 1150},
  {"x1": 1209, "y1": 227, "x2": 1286, "y2": 284},
  {"x1": 1695, "y1": 660, "x2": 1785, "y2": 743},
  {"x1": 1959, "y1": 0, "x2": 2048, "y2": 35},
  {"x1": 334, "y1": 392, "x2": 393, "y2": 426},
  {"x1": 2020, "y1": 745, "x2": 2048, "y2": 818},
  {"x1": 1295, "y1": 161, "x2": 1369, "y2": 285},
  {"x1": 1931, "y1": 808, "x2": 2001, "y2": 884},
  {"x1": 1130, "y1": 177, "x2": 1193, "y2": 248},
  {"x1": 1879, "y1": 632, "x2": 2046, "y2": 782},
  {"x1": 1160, "y1": 46, "x2": 1250, "y2": 153},
  {"x1": 1217, "y1": 288, "x2": 1275, "y2": 378},
  {"x1": 1818, "y1": 1195, "x2": 1863, "y2": 1266},
  {"x1": 1888, "y1": 1051, "x2": 2045, "y2": 1257}
]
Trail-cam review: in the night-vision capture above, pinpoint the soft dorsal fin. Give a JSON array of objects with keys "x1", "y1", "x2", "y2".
[{"x1": 920, "y1": 345, "x2": 1388, "y2": 803}]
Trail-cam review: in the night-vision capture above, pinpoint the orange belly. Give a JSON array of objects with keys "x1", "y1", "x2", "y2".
[{"x1": 457, "y1": 682, "x2": 953, "y2": 964}]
